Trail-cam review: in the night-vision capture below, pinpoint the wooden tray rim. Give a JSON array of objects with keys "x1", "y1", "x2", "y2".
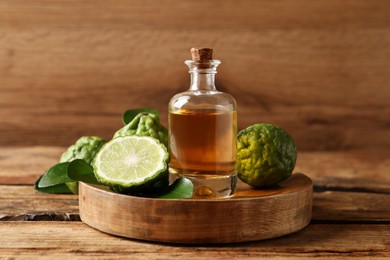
[{"x1": 79, "y1": 172, "x2": 312, "y2": 202}]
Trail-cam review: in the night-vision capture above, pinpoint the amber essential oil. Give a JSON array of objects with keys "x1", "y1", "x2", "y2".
[{"x1": 169, "y1": 109, "x2": 237, "y2": 176}]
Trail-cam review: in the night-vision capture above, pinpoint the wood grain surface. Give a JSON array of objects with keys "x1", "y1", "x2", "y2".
[
  {"x1": 2, "y1": 185, "x2": 389, "y2": 224},
  {"x1": 0, "y1": 222, "x2": 389, "y2": 258},
  {"x1": 0, "y1": 147, "x2": 389, "y2": 224},
  {"x1": 1, "y1": 1, "x2": 389, "y2": 256},
  {"x1": 0, "y1": 147, "x2": 389, "y2": 257},
  {"x1": 0, "y1": 186, "x2": 79, "y2": 221},
  {"x1": 1, "y1": 1, "x2": 389, "y2": 150}
]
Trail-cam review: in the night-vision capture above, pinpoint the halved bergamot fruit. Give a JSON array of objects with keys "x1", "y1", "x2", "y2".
[{"x1": 93, "y1": 136, "x2": 169, "y2": 194}]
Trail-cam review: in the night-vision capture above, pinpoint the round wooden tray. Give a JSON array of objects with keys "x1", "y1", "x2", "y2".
[{"x1": 79, "y1": 173, "x2": 312, "y2": 244}]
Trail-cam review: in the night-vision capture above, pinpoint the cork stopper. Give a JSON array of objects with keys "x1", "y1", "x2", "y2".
[{"x1": 191, "y1": 48, "x2": 213, "y2": 62}]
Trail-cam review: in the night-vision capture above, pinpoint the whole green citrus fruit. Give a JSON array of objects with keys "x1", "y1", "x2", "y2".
[{"x1": 237, "y1": 124, "x2": 297, "y2": 188}]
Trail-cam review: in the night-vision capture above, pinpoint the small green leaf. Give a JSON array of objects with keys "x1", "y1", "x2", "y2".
[
  {"x1": 132, "y1": 176, "x2": 169, "y2": 197},
  {"x1": 158, "y1": 177, "x2": 193, "y2": 199},
  {"x1": 67, "y1": 159, "x2": 99, "y2": 184},
  {"x1": 122, "y1": 108, "x2": 160, "y2": 125},
  {"x1": 38, "y1": 162, "x2": 73, "y2": 188},
  {"x1": 34, "y1": 175, "x2": 73, "y2": 194}
]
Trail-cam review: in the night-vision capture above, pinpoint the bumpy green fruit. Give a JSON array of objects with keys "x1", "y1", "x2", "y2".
[
  {"x1": 237, "y1": 124, "x2": 297, "y2": 188},
  {"x1": 60, "y1": 136, "x2": 106, "y2": 165},
  {"x1": 59, "y1": 136, "x2": 106, "y2": 194},
  {"x1": 113, "y1": 112, "x2": 168, "y2": 148}
]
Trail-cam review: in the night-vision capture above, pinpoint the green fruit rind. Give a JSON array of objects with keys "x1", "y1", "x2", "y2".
[
  {"x1": 108, "y1": 170, "x2": 169, "y2": 194},
  {"x1": 237, "y1": 124, "x2": 297, "y2": 188},
  {"x1": 60, "y1": 136, "x2": 106, "y2": 165}
]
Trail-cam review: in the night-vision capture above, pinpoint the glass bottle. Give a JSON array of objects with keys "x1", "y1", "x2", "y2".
[{"x1": 168, "y1": 48, "x2": 237, "y2": 198}]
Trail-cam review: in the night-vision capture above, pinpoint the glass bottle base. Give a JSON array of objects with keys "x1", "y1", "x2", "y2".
[{"x1": 169, "y1": 168, "x2": 237, "y2": 199}]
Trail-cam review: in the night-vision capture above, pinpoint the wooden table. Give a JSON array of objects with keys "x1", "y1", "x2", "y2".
[{"x1": 0, "y1": 147, "x2": 389, "y2": 258}]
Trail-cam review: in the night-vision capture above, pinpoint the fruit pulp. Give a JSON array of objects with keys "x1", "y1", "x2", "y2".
[{"x1": 169, "y1": 109, "x2": 237, "y2": 178}]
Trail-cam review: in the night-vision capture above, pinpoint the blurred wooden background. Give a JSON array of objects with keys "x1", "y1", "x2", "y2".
[{"x1": 0, "y1": 0, "x2": 389, "y2": 151}]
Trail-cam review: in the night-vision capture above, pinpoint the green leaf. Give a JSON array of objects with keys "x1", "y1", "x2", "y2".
[
  {"x1": 67, "y1": 159, "x2": 99, "y2": 184},
  {"x1": 158, "y1": 177, "x2": 193, "y2": 199},
  {"x1": 65, "y1": 181, "x2": 79, "y2": 194},
  {"x1": 38, "y1": 162, "x2": 73, "y2": 188},
  {"x1": 122, "y1": 108, "x2": 160, "y2": 125},
  {"x1": 34, "y1": 175, "x2": 73, "y2": 194}
]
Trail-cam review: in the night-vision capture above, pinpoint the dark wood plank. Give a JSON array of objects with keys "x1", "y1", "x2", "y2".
[
  {"x1": 0, "y1": 222, "x2": 389, "y2": 258},
  {"x1": 312, "y1": 191, "x2": 390, "y2": 223},
  {"x1": 0, "y1": 1, "x2": 389, "y2": 150},
  {"x1": 0, "y1": 186, "x2": 78, "y2": 221},
  {"x1": 296, "y1": 149, "x2": 390, "y2": 193}
]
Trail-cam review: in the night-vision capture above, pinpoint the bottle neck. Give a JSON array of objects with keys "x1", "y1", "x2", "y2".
[
  {"x1": 185, "y1": 59, "x2": 221, "y2": 92},
  {"x1": 189, "y1": 72, "x2": 216, "y2": 91}
]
